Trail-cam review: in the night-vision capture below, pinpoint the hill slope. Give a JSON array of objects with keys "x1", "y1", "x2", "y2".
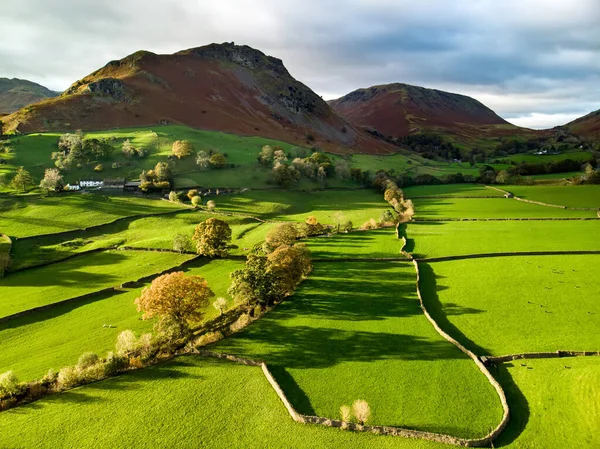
[
  {"x1": 329, "y1": 83, "x2": 535, "y2": 145},
  {"x1": 566, "y1": 108, "x2": 600, "y2": 141},
  {"x1": 0, "y1": 78, "x2": 59, "y2": 113},
  {"x1": 1, "y1": 43, "x2": 389, "y2": 154}
]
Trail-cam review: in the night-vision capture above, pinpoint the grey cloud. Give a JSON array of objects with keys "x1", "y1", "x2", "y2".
[{"x1": 1, "y1": 0, "x2": 599, "y2": 127}]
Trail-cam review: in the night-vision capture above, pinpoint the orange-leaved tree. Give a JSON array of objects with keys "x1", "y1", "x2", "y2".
[
  {"x1": 135, "y1": 271, "x2": 215, "y2": 325},
  {"x1": 193, "y1": 218, "x2": 232, "y2": 257}
]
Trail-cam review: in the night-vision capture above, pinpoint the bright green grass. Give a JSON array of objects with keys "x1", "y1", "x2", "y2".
[
  {"x1": 406, "y1": 220, "x2": 600, "y2": 259},
  {"x1": 420, "y1": 256, "x2": 600, "y2": 355},
  {"x1": 413, "y1": 198, "x2": 596, "y2": 219},
  {"x1": 0, "y1": 193, "x2": 184, "y2": 238},
  {"x1": 0, "y1": 236, "x2": 10, "y2": 275},
  {"x1": 350, "y1": 153, "x2": 421, "y2": 173},
  {"x1": 214, "y1": 262, "x2": 503, "y2": 438},
  {"x1": 0, "y1": 250, "x2": 194, "y2": 319},
  {"x1": 304, "y1": 228, "x2": 404, "y2": 259},
  {"x1": 495, "y1": 357, "x2": 600, "y2": 448},
  {"x1": 9, "y1": 211, "x2": 264, "y2": 270},
  {"x1": 526, "y1": 171, "x2": 581, "y2": 180},
  {"x1": 506, "y1": 185, "x2": 600, "y2": 209},
  {"x1": 0, "y1": 125, "x2": 306, "y2": 183},
  {"x1": 0, "y1": 258, "x2": 242, "y2": 381},
  {"x1": 215, "y1": 189, "x2": 391, "y2": 225},
  {"x1": 403, "y1": 184, "x2": 503, "y2": 198},
  {"x1": 494, "y1": 151, "x2": 594, "y2": 164},
  {"x1": 0, "y1": 356, "x2": 445, "y2": 449}
]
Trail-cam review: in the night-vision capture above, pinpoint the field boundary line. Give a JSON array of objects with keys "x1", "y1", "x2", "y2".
[
  {"x1": 412, "y1": 260, "x2": 510, "y2": 446},
  {"x1": 418, "y1": 250, "x2": 600, "y2": 263},
  {"x1": 312, "y1": 257, "x2": 409, "y2": 262},
  {"x1": 195, "y1": 350, "x2": 499, "y2": 446},
  {"x1": 484, "y1": 185, "x2": 600, "y2": 211},
  {"x1": 484, "y1": 350, "x2": 600, "y2": 364}
]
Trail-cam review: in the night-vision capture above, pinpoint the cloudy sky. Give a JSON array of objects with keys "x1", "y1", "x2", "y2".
[{"x1": 2, "y1": 0, "x2": 599, "y2": 129}]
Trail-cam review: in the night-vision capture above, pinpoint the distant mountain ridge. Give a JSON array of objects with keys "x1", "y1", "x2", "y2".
[
  {"x1": 1, "y1": 43, "x2": 390, "y2": 154},
  {"x1": 328, "y1": 83, "x2": 526, "y2": 143},
  {"x1": 566, "y1": 108, "x2": 600, "y2": 141},
  {"x1": 0, "y1": 78, "x2": 59, "y2": 113}
]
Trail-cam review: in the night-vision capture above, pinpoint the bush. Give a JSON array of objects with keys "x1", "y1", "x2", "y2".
[
  {"x1": 94, "y1": 164, "x2": 103, "y2": 172},
  {"x1": 57, "y1": 366, "x2": 82, "y2": 390},
  {"x1": 77, "y1": 352, "x2": 100, "y2": 370},
  {"x1": 342, "y1": 220, "x2": 353, "y2": 233},
  {"x1": 103, "y1": 351, "x2": 128, "y2": 376},
  {"x1": 115, "y1": 330, "x2": 140, "y2": 357},
  {"x1": 360, "y1": 218, "x2": 378, "y2": 230},
  {"x1": 206, "y1": 200, "x2": 216, "y2": 211},
  {"x1": 340, "y1": 404, "x2": 352, "y2": 422},
  {"x1": 191, "y1": 195, "x2": 202, "y2": 207},
  {"x1": 352, "y1": 399, "x2": 371, "y2": 425},
  {"x1": 168, "y1": 191, "x2": 180, "y2": 202},
  {"x1": 0, "y1": 371, "x2": 21, "y2": 398}
]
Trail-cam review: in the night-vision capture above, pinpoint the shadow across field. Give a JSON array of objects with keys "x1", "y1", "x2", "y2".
[
  {"x1": 417, "y1": 262, "x2": 488, "y2": 355},
  {"x1": 491, "y1": 363, "x2": 530, "y2": 447}
]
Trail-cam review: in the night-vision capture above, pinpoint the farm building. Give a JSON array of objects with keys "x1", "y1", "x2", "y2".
[
  {"x1": 103, "y1": 178, "x2": 125, "y2": 190},
  {"x1": 79, "y1": 180, "x2": 103, "y2": 188}
]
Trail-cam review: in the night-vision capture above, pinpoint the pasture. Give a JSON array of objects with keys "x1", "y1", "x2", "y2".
[
  {"x1": 506, "y1": 185, "x2": 600, "y2": 209},
  {"x1": 304, "y1": 228, "x2": 404, "y2": 259},
  {"x1": 0, "y1": 250, "x2": 194, "y2": 319},
  {"x1": 412, "y1": 197, "x2": 596, "y2": 219},
  {"x1": 0, "y1": 356, "x2": 445, "y2": 449},
  {"x1": 214, "y1": 262, "x2": 503, "y2": 438},
  {"x1": 0, "y1": 193, "x2": 184, "y2": 238},
  {"x1": 419, "y1": 255, "x2": 600, "y2": 355},
  {"x1": 0, "y1": 258, "x2": 242, "y2": 381},
  {"x1": 401, "y1": 184, "x2": 503, "y2": 198},
  {"x1": 405, "y1": 220, "x2": 600, "y2": 259}
]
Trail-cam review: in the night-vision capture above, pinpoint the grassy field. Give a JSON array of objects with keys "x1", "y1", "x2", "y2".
[
  {"x1": 405, "y1": 220, "x2": 600, "y2": 259},
  {"x1": 0, "y1": 250, "x2": 194, "y2": 319},
  {"x1": 413, "y1": 197, "x2": 597, "y2": 219},
  {"x1": 493, "y1": 151, "x2": 594, "y2": 164},
  {"x1": 0, "y1": 356, "x2": 448, "y2": 449},
  {"x1": 419, "y1": 256, "x2": 600, "y2": 355},
  {"x1": 402, "y1": 184, "x2": 503, "y2": 198},
  {"x1": 215, "y1": 189, "x2": 391, "y2": 226},
  {"x1": 506, "y1": 185, "x2": 600, "y2": 208},
  {"x1": 495, "y1": 357, "x2": 600, "y2": 448},
  {"x1": 304, "y1": 228, "x2": 404, "y2": 259},
  {"x1": 8, "y1": 211, "x2": 268, "y2": 270},
  {"x1": 214, "y1": 262, "x2": 503, "y2": 438},
  {"x1": 0, "y1": 258, "x2": 242, "y2": 381},
  {"x1": 0, "y1": 193, "x2": 184, "y2": 238}
]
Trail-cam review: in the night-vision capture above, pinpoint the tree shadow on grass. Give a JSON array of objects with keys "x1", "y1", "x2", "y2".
[{"x1": 268, "y1": 365, "x2": 316, "y2": 416}]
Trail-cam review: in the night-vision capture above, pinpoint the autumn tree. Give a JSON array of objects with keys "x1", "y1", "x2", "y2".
[
  {"x1": 172, "y1": 140, "x2": 194, "y2": 159},
  {"x1": 259, "y1": 145, "x2": 274, "y2": 165},
  {"x1": 303, "y1": 215, "x2": 324, "y2": 236},
  {"x1": 193, "y1": 218, "x2": 232, "y2": 257},
  {"x1": 206, "y1": 200, "x2": 216, "y2": 211},
  {"x1": 187, "y1": 189, "x2": 199, "y2": 200},
  {"x1": 135, "y1": 272, "x2": 215, "y2": 325},
  {"x1": 10, "y1": 167, "x2": 34, "y2": 192},
  {"x1": 267, "y1": 244, "x2": 312, "y2": 294},
  {"x1": 264, "y1": 223, "x2": 298, "y2": 253},
  {"x1": 39, "y1": 168, "x2": 64, "y2": 192},
  {"x1": 191, "y1": 195, "x2": 202, "y2": 207},
  {"x1": 209, "y1": 153, "x2": 227, "y2": 168},
  {"x1": 352, "y1": 400, "x2": 371, "y2": 425}
]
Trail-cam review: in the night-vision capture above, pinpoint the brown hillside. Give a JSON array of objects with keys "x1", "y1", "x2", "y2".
[
  {"x1": 329, "y1": 83, "x2": 533, "y2": 142},
  {"x1": 2, "y1": 44, "x2": 391, "y2": 154},
  {"x1": 566, "y1": 109, "x2": 600, "y2": 141},
  {"x1": 0, "y1": 78, "x2": 59, "y2": 114}
]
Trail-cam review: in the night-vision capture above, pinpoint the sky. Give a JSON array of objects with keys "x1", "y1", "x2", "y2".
[{"x1": 1, "y1": 0, "x2": 599, "y2": 129}]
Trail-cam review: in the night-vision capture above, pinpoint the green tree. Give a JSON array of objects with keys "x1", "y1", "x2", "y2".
[
  {"x1": 193, "y1": 218, "x2": 232, "y2": 257},
  {"x1": 173, "y1": 233, "x2": 193, "y2": 253},
  {"x1": 191, "y1": 195, "x2": 202, "y2": 207},
  {"x1": 10, "y1": 167, "x2": 34, "y2": 192},
  {"x1": 264, "y1": 223, "x2": 298, "y2": 252}
]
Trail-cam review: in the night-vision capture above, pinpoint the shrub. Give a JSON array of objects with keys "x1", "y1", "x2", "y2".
[
  {"x1": 360, "y1": 218, "x2": 378, "y2": 230},
  {"x1": 342, "y1": 220, "x2": 353, "y2": 233},
  {"x1": 168, "y1": 191, "x2": 180, "y2": 202},
  {"x1": 94, "y1": 164, "x2": 103, "y2": 172},
  {"x1": 212, "y1": 297, "x2": 228, "y2": 316},
  {"x1": 77, "y1": 352, "x2": 100, "y2": 370},
  {"x1": 187, "y1": 189, "x2": 199, "y2": 200},
  {"x1": 57, "y1": 366, "x2": 82, "y2": 390},
  {"x1": 352, "y1": 399, "x2": 371, "y2": 425},
  {"x1": 193, "y1": 331, "x2": 224, "y2": 347},
  {"x1": 173, "y1": 232, "x2": 193, "y2": 253},
  {"x1": 340, "y1": 404, "x2": 352, "y2": 422},
  {"x1": 206, "y1": 200, "x2": 216, "y2": 211},
  {"x1": 40, "y1": 369, "x2": 58, "y2": 388},
  {"x1": 0, "y1": 371, "x2": 21, "y2": 398},
  {"x1": 115, "y1": 330, "x2": 140, "y2": 357},
  {"x1": 191, "y1": 195, "x2": 202, "y2": 207},
  {"x1": 103, "y1": 352, "x2": 128, "y2": 376}
]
